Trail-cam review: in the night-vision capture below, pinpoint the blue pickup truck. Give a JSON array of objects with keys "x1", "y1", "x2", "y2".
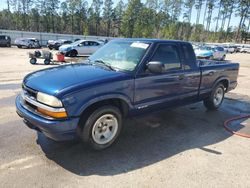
[{"x1": 16, "y1": 39, "x2": 239, "y2": 150}]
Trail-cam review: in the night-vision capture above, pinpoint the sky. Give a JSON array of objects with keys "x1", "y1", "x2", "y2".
[{"x1": 0, "y1": 0, "x2": 241, "y2": 31}]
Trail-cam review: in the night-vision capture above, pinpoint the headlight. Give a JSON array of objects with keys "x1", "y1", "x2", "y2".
[{"x1": 37, "y1": 92, "x2": 62, "y2": 107}]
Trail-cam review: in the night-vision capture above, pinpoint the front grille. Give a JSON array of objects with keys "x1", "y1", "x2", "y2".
[
  {"x1": 25, "y1": 100, "x2": 37, "y2": 110},
  {"x1": 22, "y1": 84, "x2": 38, "y2": 111},
  {"x1": 22, "y1": 84, "x2": 37, "y2": 99}
]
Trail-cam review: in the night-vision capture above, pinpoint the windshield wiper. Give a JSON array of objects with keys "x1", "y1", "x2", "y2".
[{"x1": 90, "y1": 59, "x2": 116, "y2": 71}]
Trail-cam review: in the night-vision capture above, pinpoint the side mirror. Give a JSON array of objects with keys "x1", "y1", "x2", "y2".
[{"x1": 147, "y1": 61, "x2": 164, "y2": 74}]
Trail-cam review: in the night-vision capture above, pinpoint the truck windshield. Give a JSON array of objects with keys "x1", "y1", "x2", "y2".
[{"x1": 88, "y1": 41, "x2": 150, "y2": 71}]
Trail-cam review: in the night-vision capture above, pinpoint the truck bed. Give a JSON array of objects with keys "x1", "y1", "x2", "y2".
[
  {"x1": 198, "y1": 59, "x2": 239, "y2": 97},
  {"x1": 198, "y1": 59, "x2": 236, "y2": 66}
]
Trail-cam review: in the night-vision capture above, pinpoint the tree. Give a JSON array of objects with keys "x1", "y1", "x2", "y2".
[
  {"x1": 225, "y1": 0, "x2": 235, "y2": 35},
  {"x1": 0, "y1": 0, "x2": 248, "y2": 43},
  {"x1": 183, "y1": 0, "x2": 195, "y2": 23},
  {"x1": 195, "y1": 0, "x2": 203, "y2": 25},
  {"x1": 103, "y1": 0, "x2": 113, "y2": 36},
  {"x1": 113, "y1": 0, "x2": 125, "y2": 36},
  {"x1": 121, "y1": 0, "x2": 143, "y2": 37},
  {"x1": 235, "y1": 0, "x2": 250, "y2": 42},
  {"x1": 215, "y1": 0, "x2": 222, "y2": 32},
  {"x1": 205, "y1": 0, "x2": 215, "y2": 31},
  {"x1": 133, "y1": 7, "x2": 155, "y2": 37},
  {"x1": 91, "y1": 0, "x2": 103, "y2": 35}
]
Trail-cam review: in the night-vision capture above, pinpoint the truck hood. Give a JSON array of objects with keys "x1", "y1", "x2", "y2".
[{"x1": 23, "y1": 64, "x2": 130, "y2": 97}]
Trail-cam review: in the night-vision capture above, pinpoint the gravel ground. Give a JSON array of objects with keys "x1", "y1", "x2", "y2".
[{"x1": 0, "y1": 47, "x2": 250, "y2": 188}]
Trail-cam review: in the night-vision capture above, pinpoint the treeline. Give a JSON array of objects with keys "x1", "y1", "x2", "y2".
[{"x1": 0, "y1": 0, "x2": 249, "y2": 43}]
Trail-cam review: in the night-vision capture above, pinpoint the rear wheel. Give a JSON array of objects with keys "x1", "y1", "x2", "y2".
[
  {"x1": 204, "y1": 83, "x2": 225, "y2": 110},
  {"x1": 79, "y1": 105, "x2": 122, "y2": 150}
]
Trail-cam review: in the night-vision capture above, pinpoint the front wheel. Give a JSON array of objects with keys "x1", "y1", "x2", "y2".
[
  {"x1": 79, "y1": 105, "x2": 122, "y2": 150},
  {"x1": 203, "y1": 84, "x2": 225, "y2": 110},
  {"x1": 69, "y1": 50, "x2": 77, "y2": 57}
]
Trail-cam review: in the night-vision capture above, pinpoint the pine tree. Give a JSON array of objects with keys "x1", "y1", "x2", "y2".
[{"x1": 103, "y1": 0, "x2": 113, "y2": 36}]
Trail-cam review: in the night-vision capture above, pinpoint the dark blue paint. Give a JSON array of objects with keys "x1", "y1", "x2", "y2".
[{"x1": 16, "y1": 39, "x2": 239, "y2": 141}]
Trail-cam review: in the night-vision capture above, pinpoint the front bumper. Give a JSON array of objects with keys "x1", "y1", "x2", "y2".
[{"x1": 15, "y1": 95, "x2": 79, "y2": 141}]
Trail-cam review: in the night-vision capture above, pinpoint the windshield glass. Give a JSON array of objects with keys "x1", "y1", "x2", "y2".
[
  {"x1": 70, "y1": 40, "x2": 83, "y2": 46},
  {"x1": 88, "y1": 41, "x2": 150, "y2": 71}
]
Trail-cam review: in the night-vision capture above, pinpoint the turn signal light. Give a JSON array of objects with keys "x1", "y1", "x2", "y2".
[{"x1": 37, "y1": 107, "x2": 67, "y2": 118}]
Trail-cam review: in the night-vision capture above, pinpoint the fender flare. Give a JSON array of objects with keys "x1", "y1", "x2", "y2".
[
  {"x1": 76, "y1": 94, "x2": 133, "y2": 116},
  {"x1": 212, "y1": 76, "x2": 230, "y2": 91}
]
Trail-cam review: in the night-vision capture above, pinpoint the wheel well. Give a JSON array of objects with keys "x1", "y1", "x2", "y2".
[
  {"x1": 78, "y1": 99, "x2": 129, "y2": 129},
  {"x1": 220, "y1": 79, "x2": 229, "y2": 91},
  {"x1": 71, "y1": 49, "x2": 78, "y2": 54}
]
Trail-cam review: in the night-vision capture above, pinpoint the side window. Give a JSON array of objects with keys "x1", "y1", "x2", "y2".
[
  {"x1": 151, "y1": 44, "x2": 181, "y2": 72},
  {"x1": 83, "y1": 41, "x2": 89, "y2": 46},
  {"x1": 92, "y1": 42, "x2": 99, "y2": 46},
  {"x1": 182, "y1": 43, "x2": 197, "y2": 70}
]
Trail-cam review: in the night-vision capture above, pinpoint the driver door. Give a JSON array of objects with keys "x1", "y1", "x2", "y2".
[
  {"x1": 76, "y1": 41, "x2": 90, "y2": 55},
  {"x1": 134, "y1": 43, "x2": 185, "y2": 110}
]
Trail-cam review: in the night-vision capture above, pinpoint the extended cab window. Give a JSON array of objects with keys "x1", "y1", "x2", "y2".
[
  {"x1": 182, "y1": 43, "x2": 197, "y2": 70},
  {"x1": 151, "y1": 44, "x2": 181, "y2": 72}
]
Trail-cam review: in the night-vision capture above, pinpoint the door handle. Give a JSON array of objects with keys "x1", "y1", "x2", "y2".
[
  {"x1": 178, "y1": 74, "x2": 185, "y2": 80},
  {"x1": 208, "y1": 71, "x2": 215, "y2": 76}
]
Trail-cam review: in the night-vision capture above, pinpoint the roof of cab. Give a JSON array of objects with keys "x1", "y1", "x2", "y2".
[{"x1": 112, "y1": 38, "x2": 190, "y2": 44}]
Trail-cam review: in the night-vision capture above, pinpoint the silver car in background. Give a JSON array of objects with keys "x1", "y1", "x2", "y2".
[
  {"x1": 211, "y1": 46, "x2": 226, "y2": 60},
  {"x1": 15, "y1": 38, "x2": 41, "y2": 49},
  {"x1": 59, "y1": 40, "x2": 104, "y2": 57},
  {"x1": 240, "y1": 46, "x2": 250, "y2": 53}
]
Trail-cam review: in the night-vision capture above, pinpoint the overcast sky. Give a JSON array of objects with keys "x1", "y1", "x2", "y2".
[{"x1": 0, "y1": 0, "x2": 241, "y2": 31}]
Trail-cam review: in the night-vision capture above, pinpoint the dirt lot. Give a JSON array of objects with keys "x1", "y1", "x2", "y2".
[{"x1": 0, "y1": 47, "x2": 250, "y2": 188}]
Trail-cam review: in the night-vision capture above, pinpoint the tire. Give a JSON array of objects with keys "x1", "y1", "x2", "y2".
[
  {"x1": 44, "y1": 59, "x2": 50, "y2": 65},
  {"x1": 28, "y1": 44, "x2": 32, "y2": 49},
  {"x1": 203, "y1": 83, "x2": 225, "y2": 110},
  {"x1": 69, "y1": 50, "x2": 77, "y2": 57},
  {"x1": 17, "y1": 45, "x2": 21, "y2": 48},
  {"x1": 79, "y1": 105, "x2": 122, "y2": 150},
  {"x1": 221, "y1": 55, "x2": 226, "y2": 61},
  {"x1": 30, "y1": 58, "x2": 37, "y2": 64}
]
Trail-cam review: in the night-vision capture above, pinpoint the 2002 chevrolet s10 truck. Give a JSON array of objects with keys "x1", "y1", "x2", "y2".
[{"x1": 16, "y1": 39, "x2": 239, "y2": 150}]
